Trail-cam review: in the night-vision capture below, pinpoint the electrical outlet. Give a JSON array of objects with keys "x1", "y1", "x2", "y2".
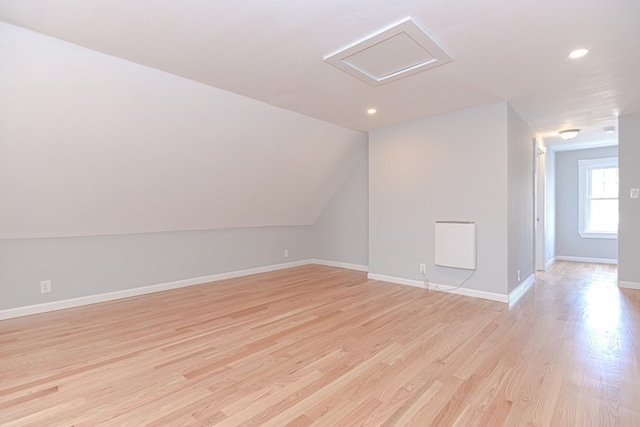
[
  {"x1": 284, "y1": 249, "x2": 289, "y2": 258},
  {"x1": 517, "y1": 270, "x2": 521, "y2": 282},
  {"x1": 420, "y1": 263, "x2": 426, "y2": 274},
  {"x1": 40, "y1": 280, "x2": 51, "y2": 293}
]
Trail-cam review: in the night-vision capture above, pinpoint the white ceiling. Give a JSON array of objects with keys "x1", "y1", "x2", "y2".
[{"x1": 0, "y1": 0, "x2": 638, "y2": 144}]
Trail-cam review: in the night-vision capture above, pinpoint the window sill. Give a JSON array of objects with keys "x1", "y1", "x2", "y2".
[{"x1": 579, "y1": 232, "x2": 617, "y2": 239}]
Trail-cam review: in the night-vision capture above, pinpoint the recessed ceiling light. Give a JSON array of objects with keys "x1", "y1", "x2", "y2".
[
  {"x1": 559, "y1": 129, "x2": 580, "y2": 139},
  {"x1": 603, "y1": 126, "x2": 616, "y2": 133},
  {"x1": 367, "y1": 108, "x2": 377, "y2": 115},
  {"x1": 569, "y1": 48, "x2": 589, "y2": 59}
]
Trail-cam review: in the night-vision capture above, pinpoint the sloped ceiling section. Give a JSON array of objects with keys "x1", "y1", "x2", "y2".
[{"x1": 0, "y1": 23, "x2": 367, "y2": 239}]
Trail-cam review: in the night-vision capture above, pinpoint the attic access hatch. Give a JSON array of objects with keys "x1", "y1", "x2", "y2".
[{"x1": 324, "y1": 17, "x2": 453, "y2": 87}]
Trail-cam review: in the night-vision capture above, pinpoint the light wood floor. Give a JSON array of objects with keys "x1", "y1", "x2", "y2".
[{"x1": 1, "y1": 262, "x2": 639, "y2": 426}]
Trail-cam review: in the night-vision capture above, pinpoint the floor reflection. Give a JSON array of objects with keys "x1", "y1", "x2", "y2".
[{"x1": 582, "y1": 280, "x2": 621, "y2": 358}]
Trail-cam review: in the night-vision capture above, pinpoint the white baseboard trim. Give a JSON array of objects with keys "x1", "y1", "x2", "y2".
[
  {"x1": 367, "y1": 273, "x2": 425, "y2": 289},
  {"x1": 509, "y1": 274, "x2": 536, "y2": 304},
  {"x1": 545, "y1": 257, "x2": 556, "y2": 269},
  {"x1": 367, "y1": 273, "x2": 508, "y2": 303},
  {"x1": 555, "y1": 256, "x2": 617, "y2": 265},
  {"x1": 0, "y1": 259, "x2": 313, "y2": 321},
  {"x1": 312, "y1": 259, "x2": 368, "y2": 272},
  {"x1": 431, "y1": 284, "x2": 509, "y2": 303},
  {"x1": 619, "y1": 281, "x2": 640, "y2": 290}
]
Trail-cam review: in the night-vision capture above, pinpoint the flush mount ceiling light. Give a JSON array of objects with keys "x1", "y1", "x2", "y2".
[
  {"x1": 367, "y1": 108, "x2": 377, "y2": 115},
  {"x1": 559, "y1": 129, "x2": 580, "y2": 139},
  {"x1": 569, "y1": 48, "x2": 589, "y2": 59},
  {"x1": 324, "y1": 17, "x2": 453, "y2": 87}
]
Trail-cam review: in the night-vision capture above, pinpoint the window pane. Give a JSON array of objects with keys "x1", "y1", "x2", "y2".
[
  {"x1": 589, "y1": 199, "x2": 618, "y2": 232},
  {"x1": 591, "y1": 167, "x2": 618, "y2": 198}
]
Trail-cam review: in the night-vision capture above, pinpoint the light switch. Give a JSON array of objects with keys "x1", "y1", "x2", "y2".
[{"x1": 631, "y1": 188, "x2": 640, "y2": 199}]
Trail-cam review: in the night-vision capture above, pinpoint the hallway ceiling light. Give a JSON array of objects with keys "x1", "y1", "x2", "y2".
[
  {"x1": 559, "y1": 129, "x2": 580, "y2": 139},
  {"x1": 569, "y1": 48, "x2": 589, "y2": 59}
]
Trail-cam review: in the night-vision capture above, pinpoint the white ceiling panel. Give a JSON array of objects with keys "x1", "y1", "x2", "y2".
[{"x1": 0, "y1": 0, "x2": 638, "y2": 137}]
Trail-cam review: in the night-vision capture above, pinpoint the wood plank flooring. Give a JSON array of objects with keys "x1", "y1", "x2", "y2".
[{"x1": 1, "y1": 261, "x2": 639, "y2": 425}]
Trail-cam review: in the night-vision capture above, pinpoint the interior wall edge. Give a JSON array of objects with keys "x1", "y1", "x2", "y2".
[
  {"x1": 367, "y1": 272, "x2": 509, "y2": 303},
  {"x1": 554, "y1": 255, "x2": 618, "y2": 265},
  {"x1": 0, "y1": 225, "x2": 314, "y2": 310},
  {"x1": 0, "y1": 259, "x2": 313, "y2": 320}
]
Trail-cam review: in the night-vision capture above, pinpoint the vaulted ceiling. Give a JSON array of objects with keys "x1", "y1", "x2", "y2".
[{"x1": 1, "y1": 0, "x2": 638, "y2": 148}]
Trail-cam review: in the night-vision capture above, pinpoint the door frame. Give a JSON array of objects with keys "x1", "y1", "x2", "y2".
[{"x1": 534, "y1": 140, "x2": 546, "y2": 271}]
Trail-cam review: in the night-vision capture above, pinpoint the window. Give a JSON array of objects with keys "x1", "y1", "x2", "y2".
[{"x1": 578, "y1": 157, "x2": 618, "y2": 239}]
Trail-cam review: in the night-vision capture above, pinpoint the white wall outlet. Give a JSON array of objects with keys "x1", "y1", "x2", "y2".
[
  {"x1": 284, "y1": 249, "x2": 289, "y2": 258},
  {"x1": 517, "y1": 270, "x2": 521, "y2": 282},
  {"x1": 419, "y1": 263, "x2": 427, "y2": 274},
  {"x1": 40, "y1": 280, "x2": 51, "y2": 293},
  {"x1": 630, "y1": 188, "x2": 639, "y2": 199}
]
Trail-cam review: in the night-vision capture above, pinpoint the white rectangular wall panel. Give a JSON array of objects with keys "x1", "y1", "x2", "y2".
[{"x1": 435, "y1": 221, "x2": 477, "y2": 270}]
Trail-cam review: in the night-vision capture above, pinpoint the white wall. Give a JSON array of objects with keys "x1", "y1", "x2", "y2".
[
  {"x1": 555, "y1": 146, "x2": 618, "y2": 261},
  {"x1": 369, "y1": 102, "x2": 509, "y2": 299},
  {"x1": 506, "y1": 106, "x2": 534, "y2": 292},
  {"x1": 0, "y1": 23, "x2": 366, "y2": 239},
  {"x1": 618, "y1": 113, "x2": 640, "y2": 286},
  {"x1": 312, "y1": 149, "x2": 368, "y2": 268}
]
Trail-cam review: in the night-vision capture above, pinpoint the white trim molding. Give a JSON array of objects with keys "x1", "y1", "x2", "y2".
[
  {"x1": 367, "y1": 273, "x2": 425, "y2": 289},
  {"x1": 312, "y1": 259, "x2": 368, "y2": 272},
  {"x1": 367, "y1": 273, "x2": 508, "y2": 303},
  {"x1": 555, "y1": 256, "x2": 617, "y2": 265},
  {"x1": 619, "y1": 281, "x2": 640, "y2": 290},
  {"x1": 509, "y1": 274, "x2": 536, "y2": 304},
  {"x1": 545, "y1": 257, "x2": 557, "y2": 269}
]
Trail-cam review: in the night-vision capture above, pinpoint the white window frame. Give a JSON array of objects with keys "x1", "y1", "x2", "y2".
[{"x1": 578, "y1": 157, "x2": 618, "y2": 239}]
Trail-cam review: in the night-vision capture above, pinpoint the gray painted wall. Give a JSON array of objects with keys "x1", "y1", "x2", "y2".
[
  {"x1": 545, "y1": 148, "x2": 556, "y2": 265},
  {"x1": 619, "y1": 113, "x2": 640, "y2": 285},
  {"x1": 0, "y1": 226, "x2": 312, "y2": 310},
  {"x1": 506, "y1": 106, "x2": 534, "y2": 293},
  {"x1": 312, "y1": 149, "x2": 369, "y2": 267},
  {"x1": 369, "y1": 102, "x2": 509, "y2": 296},
  {"x1": 555, "y1": 146, "x2": 618, "y2": 260}
]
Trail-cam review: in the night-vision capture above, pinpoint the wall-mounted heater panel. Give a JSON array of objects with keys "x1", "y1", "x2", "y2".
[{"x1": 435, "y1": 221, "x2": 477, "y2": 270}]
